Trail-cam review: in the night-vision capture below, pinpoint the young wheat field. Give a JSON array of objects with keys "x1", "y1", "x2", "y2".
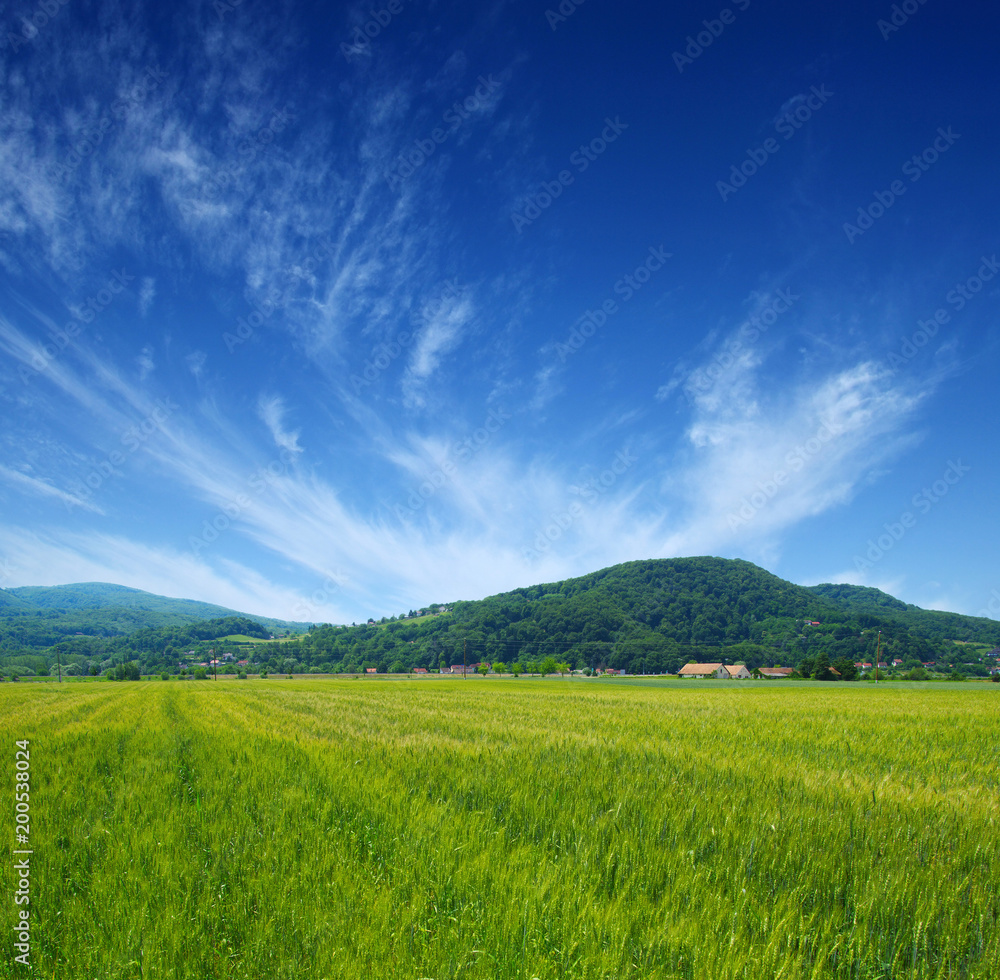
[{"x1": 2, "y1": 679, "x2": 997, "y2": 979}]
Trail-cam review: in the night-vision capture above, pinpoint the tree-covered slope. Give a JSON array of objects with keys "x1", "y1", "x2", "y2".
[
  {"x1": 0, "y1": 582, "x2": 307, "y2": 658},
  {"x1": 807, "y1": 583, "x2": 998, "y2": 643},
  {"x1": 806, "y1": 583, "x2": 909, "y2": 613},
  {"x1": 9, "y1": 582, "x2": 252, "y2": 618},
  {"x1": 4, "y1": 558, "x2": 999, "y2": 677},
  {"x1": 284, "y1": 557, "x2": 1000, "y2": 675}
]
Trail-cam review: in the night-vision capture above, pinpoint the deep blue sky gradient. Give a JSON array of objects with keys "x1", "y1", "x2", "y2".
[{"x1": 1, "y1": 0, "x2": 998, "y2": 622}]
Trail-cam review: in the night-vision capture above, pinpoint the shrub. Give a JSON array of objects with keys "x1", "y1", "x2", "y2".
[{"x1": 160, "y1": 672, "x2": 169, "y2": 681}]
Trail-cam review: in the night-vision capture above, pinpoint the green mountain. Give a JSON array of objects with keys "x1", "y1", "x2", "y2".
[
  {"x1": 0, "y1": 582, "x2": 308, "y2": 660},
  {"x1": 285, "y1": 557, "x2": 1000, "y2": 676},
  {"x1": 3, "y1": 558, "x2": 998, "y2": 677},
  {"x1": 7, "y1": 582, "x2": 256, "y2": 617}
]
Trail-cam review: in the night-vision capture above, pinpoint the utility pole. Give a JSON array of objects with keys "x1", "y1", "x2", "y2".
[
  {"x1": 56, "y1": 646, "x2": 62, "y2": 683},
  {"x1": 875, "y1": 631, "x2": 881, "y2": 686},
  {"x1": 463, "y1": 638, "x2": 467, "y2": 679}
]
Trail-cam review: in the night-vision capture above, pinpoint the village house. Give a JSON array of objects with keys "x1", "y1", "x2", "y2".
[
  {"x1": 758, "y1": 667, "x2": 794, "y2": 679},
  {"x1": 413, "y1": 667, "x2": 428, "y2": 674},
  {"x1": 723, "y1": 664, "x2": 752, "y2": 679},
  {"x1": 677, "y1": 663, "x2": 728, "y2": 679}
]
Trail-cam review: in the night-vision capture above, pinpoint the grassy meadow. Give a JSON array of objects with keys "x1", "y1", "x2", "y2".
[{"x1": 1, "y1": 679, "x2": 998, "y2": 979}]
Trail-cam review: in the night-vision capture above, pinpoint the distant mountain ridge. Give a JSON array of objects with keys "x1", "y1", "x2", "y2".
[
  {"x1": 0, "y1": 582, "x2": 308, "y2": 654},
  {"x1": 2, "y1": 559, "x2": 998, "y2": 675},
  {"x1": 6, "y1": 582, "x2": 255, "y2": 618}
]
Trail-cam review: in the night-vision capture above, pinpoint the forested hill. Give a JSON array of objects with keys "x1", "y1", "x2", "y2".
[
  {"x1": 7, "y1": 582, "x2": 253, "y2": 616},
  {"x1": 291, "y1": 557, "x2": 1000, "y2": 675},
  {"x1": 3, "y1": 558, "x2": 999, "y2": 677},
  {"x1": 0, "y1": 582, "x2": 306, "y2": 655}
]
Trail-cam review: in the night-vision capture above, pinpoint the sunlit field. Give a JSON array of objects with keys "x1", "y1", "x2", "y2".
[{"x1": 2, "y1": 679, "x2": 997, "y2": 979}]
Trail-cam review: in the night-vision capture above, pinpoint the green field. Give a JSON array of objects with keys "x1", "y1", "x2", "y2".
[{"x1": 2, "y1": 680, "x2": 997, "y2": 979}]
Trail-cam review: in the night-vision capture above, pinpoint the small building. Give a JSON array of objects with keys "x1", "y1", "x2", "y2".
[
  {"x1": 759, "y1": 667, "x2": 794, "y2": 679},
  {"x1": 413, "y1": 667, "x2": 428, "y2": 674},
  {"x1": 678, "y1": 663, "x2": 727, "y2": 679},
  {"x1": 723, "y1": 664, "x2": 752, "y2": 679},
  {"x1": 365, "y1": 667, "x2": 377, "y2": 674}
]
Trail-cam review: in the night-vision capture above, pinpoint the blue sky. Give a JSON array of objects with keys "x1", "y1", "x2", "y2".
[{"x1": 1, "y1": 0, "x2": 998, "y2": 624}]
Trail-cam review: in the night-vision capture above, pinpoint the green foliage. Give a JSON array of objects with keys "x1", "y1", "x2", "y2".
[
  {"x1": 812, "y1": 651, "x2": 836, "y2": 681},
  {"x1": 110, "y1": 661, "x2": 141, "y2": 681},
  {"x1": 6, "y1": 559, "x2": 1000, "y2": 682}
]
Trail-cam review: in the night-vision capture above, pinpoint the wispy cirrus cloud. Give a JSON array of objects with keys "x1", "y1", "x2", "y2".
[
  {"x1": 0, "y1": 465, "x2": 105, "y2": 514},
  {"x1": 257, "y1": 394, "x2": 302, "y2": 456},
  {"x1": 402, "y1": 294, "x2": 475, "y2": 408}
]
